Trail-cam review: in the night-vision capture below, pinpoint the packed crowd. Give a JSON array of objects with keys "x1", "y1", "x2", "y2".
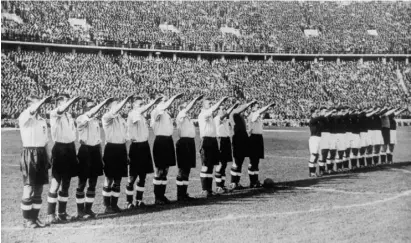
[
  {"x1": 2, "y1": 1, "x2": 411, "y2": 53},
  {"x1": 2, "y1": 49, "x2": 410, "y2": 122}
]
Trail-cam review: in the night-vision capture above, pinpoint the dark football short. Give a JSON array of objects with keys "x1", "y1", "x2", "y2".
[
  {"x1": 129, "y1": 141, "x2": 154, "y2": 175},
  {"x1": 153, "y1": 135, "x2": 176, "y2": 169},
  {"x1": 20, "y1": 146, "x2": 49, "y2": 185},
  {"x1": 51, "y1": 142, "x2": 78, "y2": 178},
  {"x1": 218, "y1": 137, "x2": 233, "y2": 163},
  {"x1": 200, "y1": 137, "x2": 219, "y2": 167},
  {"x1": 103, "y1": 143, "x2": 128, "y2": 178},
  {"x1": 176, "y1": 137, "x2": 196, "y2": 169},
  {"x1": 249, "y1": 134, "x2": 264, "y2": 159},
  {"x1": 77, "y1": 144, "x2": 104, "y2": 178}
]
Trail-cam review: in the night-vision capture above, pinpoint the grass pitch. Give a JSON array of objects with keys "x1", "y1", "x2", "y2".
[{"x1": 2, "y1": 127, "x2": 411, "y2": 243}]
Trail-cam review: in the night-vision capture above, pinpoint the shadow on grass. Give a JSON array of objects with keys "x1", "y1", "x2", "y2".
[{"x1": 69, "y1": 160, "x2": 411, "y2": 223}]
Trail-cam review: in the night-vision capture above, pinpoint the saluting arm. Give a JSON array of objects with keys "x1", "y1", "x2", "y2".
[
  {"x1": 87, "y1": 98, "x2": 113, "y2": 118},
  {"x1": 140, "y1": 97, "x2": 163, "y2": 114},
  {"x1": 162, "y1": 93, "x2": 184, "y2": 111},
  {"x1": 29, "y1": 96, "x2": 52, "y2": 115},
  {"x1": 394, "y1": 108, "x2": 407, "y2": 116},
  {"x1": 220, "y1": 102, "x2": 240, "y2": 121},
  {"x1": 382, "y1": 107, "x2": 398, "y2": 117},
  {"x1": 112, "y1": 95, "x2": 133, "y2": 115},
  {"x1": 185, "y1": 95, "x2": 204, "y2": 113},
  {"x1": 210, "y1": 96, "x2": 229, "y2": 113},
  {"x1": 57, "y1": 96, "x2": 80, "y2": 115},
  {"x1": 366, "y1": 108, "x2": 379, "y2": 117},
  {"x1": 232, "y1": 100, "x2": 257, "y2": 115}
]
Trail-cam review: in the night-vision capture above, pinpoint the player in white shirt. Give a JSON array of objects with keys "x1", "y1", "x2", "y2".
[
  {"x1": 101, "y1": 95, "x2": 133, "y2": 213},
  {"x1": 247, "y1": 102, "x2": 275, "y2": 187},
  {"x1": 47, "y1": 94, "x2": 80, "y2": 224},
  {"x1": 125, "y1": 96, "x2": 162, "y2": 209},
  {"x1": 150, "y1": 93, "x2": 183, "y2": 205},
  {"x1": 75, "y1": 98, "x2": 112, "y2": 219},
  {"x1": 175, "y1": 95, "x2": 203, "y2": 201},
  {"x1": 18, "y1": 93, "x2": 52, "y2": 228},
  {"x1": 198, "y1": 96, "x2": 228, "y2": 197},
  {"x1": 214, "y1": 102, "x2": 239, "y2": 193}
]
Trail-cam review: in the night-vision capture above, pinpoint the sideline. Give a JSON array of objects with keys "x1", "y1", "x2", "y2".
[{"x1": 2, "y1": 189, "x2": 410, "y2": 232}]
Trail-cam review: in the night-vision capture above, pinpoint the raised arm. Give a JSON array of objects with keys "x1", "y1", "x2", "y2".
[
  {"x1": 210, "y1": 96, "x2": 229, "y2": 113},
  {"x1": 366, "y1": 108, "x2": 379, "y2": 117},
  {"x1": 112, "y1": 95, "x2": 133, "y2": 115},
  {"x1": 161, "y1": 93, "x2": 184, "y2": 111},
  {"x1": 87, "y1": 98, "x2": 113, "y2": 118},
  {"x1": 185, "y1": 95, "x2": 204, "y2": 113},
  {"x1": 220, "y1": 102, "x2": 240, "y2": 121},
  {"x1": 57, "y1": 96, "x2": 80, "y2": 115},
  {"x1": 140, "y1": 97, "x2": 163, "y2": 114},
  {"x1": 29, "y1": 96, "x2": 52, "y2": 115},
  {"x1": 394, "y1": 107, "x2": 407, "y2": 116},
  {"x1": 324, "y1": 109, "x2": 336, "y2": 118},
  {"x1": 232, "y1": 100, "x2": 257, "y2": 115},
  {"x1": 257, "y1": 102, "x2": 276, "y2": 116},
  {"x1": 382, "y1": 107, "x2": 398, "y2": 117}
]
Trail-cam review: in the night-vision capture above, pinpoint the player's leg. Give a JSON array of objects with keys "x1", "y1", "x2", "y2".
[
  {"x1": 351, "y1": 148, "x2": 359, "y2": 170},
  {"x1": 125, "y1": 175, "x2": 137, "y2": 209},
  {"x1": 111, "y1": 177, "x2": 122, "y2": 212},
  {"x1": 327, "y1": 149, "x2": 337, "y2": 173},
  {"x1": 84, "y1": 177, "x2": 97, "y2": 218},
  {"x1": 135, "y1": 172, "x2": 147, "y2": 206},
  {"x1": 366, "y1": 145, "x2": 373, "y2": 167},
  {"x1": 177, "y1": 168, "x2": 193, "y2": 201},
  {"x1": 336, "y1": 150, "x2": 344, "y2": 172},
  {"x1": 47, "y1": 175, "x2": 62, "y2": 224},
  {"x1": 154, "y1": 167, "x2": 170, "y2": 204},
  {"x1": 373, "y1": 145, "x2": 381, "y2": 166},
  {"x1": 388, "y1": 144, "x2": 395, "y2": 164},
  {"x1": 56, "y1": 175, "x2": 72, "y2": 222},
  {"x1": 32, "y1": 185, "x2": 45, "y2": 226},
  {"x1": 103, "y1": 177, "x2": 114, "y2": 213},
  {"x1": 308, "y1": 136, "x2": 320, "y2": 177},
  {"x1": 230, "y1": 156, "x2": 245, "y2": 189},
  {"x1": 21, "y1": 185, "x2": 35, "y2": 228},
  {"x1": 249, "y1": 156, "x2": 262, "y2": 186},
  {"x1": 343, "y1": 148, "x2": 351, "y2": 171},
  {"x1": 380, "y1": 144, "x2": 387, "y2": 164},
  {"x1": 319, "y1": 149, "x2": 328, "y2": 176},
  {"x1": 200, "y1": 165, "x2": 215, "y2": 196},
  {"x1": 215, "y1": 161, "x2": 228, "y2": 192},
  {"x1": 75, "y1": 176, "x2": 87, "y2": 218}
]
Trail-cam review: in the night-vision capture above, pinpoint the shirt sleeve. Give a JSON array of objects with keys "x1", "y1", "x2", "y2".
[
  {"x1": 102, "y1": 111, "x2": 115, "y2": 127},
  {"x1": 251, "y1": 112, "x2": 260, "y2": 122},
  {"x1": 177, "y1": 109, "x2": 187, "y2": 123},
  {"x1": 76, "y1": 114, "x2": 90, "y2": 129},
  {"x1": 203, "y1": 108, "x2": 213, "y2": 120},
  {"x1": 18, "y1": 108, "x2": 34, "y2": 127}
]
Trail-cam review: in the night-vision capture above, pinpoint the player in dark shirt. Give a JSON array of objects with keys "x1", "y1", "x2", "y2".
[
  {"x1": 318, "y1": 107, "x2": 334, "y2": 176},
  {"x1": 326, "y1": 110, "x2": 339, "y2": 174},
  {"x1": 308, "y1": 108, "x2": 322, "y2": 177},
  {"x1": 349, "y1": 111, "x2": 361, "y2": 170}
]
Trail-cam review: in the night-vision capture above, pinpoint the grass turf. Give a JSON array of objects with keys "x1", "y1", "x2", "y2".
[{"x1": 1, "y1": 127, "x2": 411, "y2": 243}]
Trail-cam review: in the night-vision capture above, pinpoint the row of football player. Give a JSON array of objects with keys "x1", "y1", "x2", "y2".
[
  {"x1": 307, "y1": 106, "x2": 407, "y2": 177},
  {"x1": 18, "y1": 92, "x2": 275, "y2": 228}
]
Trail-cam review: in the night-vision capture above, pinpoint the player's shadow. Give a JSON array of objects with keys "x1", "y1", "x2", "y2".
[{"x1": 73, "y1": 161, "x2": 410, "y2": 222}]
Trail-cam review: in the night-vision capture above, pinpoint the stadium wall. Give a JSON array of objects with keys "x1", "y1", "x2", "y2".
[{"x1": 2, "y1": 41, "x2": 411, "y2": 63}]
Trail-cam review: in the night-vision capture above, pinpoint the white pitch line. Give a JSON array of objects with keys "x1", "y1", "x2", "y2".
[
  {"x1": 2, "y1": 189, "x2": 410, "y2": 232},
  {"x1": 389, "y1": 168, "x2": 411, "y2": 174},
  {"x1": 294, "y1": 186, "x2": 392, "y2": 195}
]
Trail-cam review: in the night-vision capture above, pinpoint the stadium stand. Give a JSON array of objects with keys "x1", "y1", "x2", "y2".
[
  {"x1": 1, "y1": 1, "x2": 411, "y2": 53},
  {"x1": 1, "y1": 49, "x2": 410, "y2": 122}
]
